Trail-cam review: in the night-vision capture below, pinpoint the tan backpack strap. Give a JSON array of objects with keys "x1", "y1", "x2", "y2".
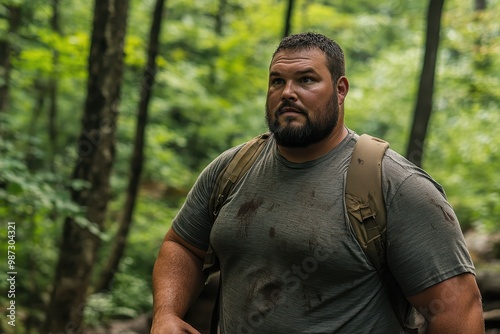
[
  {"x1": 204, "y1": 132, "x2": 270, "y2": 272},
  {"x1": 346, "y1": 135, "x2": 418, "y2": 334},
  {"x1": 209, "y1": 132, "x2": 271, "y2": 222},
  {"x1": 201, "y1": 133, "x2": 271, "y2": 333},
  {"x1": 345, "y1": 134, "x2": 389, "y2": 275}
]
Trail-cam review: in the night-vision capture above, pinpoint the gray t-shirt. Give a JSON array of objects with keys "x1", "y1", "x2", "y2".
[{"x1": 172, "y1": 130, "x2": 475, "y2": 334}]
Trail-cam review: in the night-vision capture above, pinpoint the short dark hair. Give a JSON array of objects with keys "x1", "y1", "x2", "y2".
[{"x1": 272, "y1": 32, "x2": 345, "y2": 82}]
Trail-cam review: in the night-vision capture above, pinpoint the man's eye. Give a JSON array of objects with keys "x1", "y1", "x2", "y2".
[
  {"x1": 271, "y1": 78, "x2": 284, "y2": 85},
  {"x1": 300, "y1": 77, "x2": 314, "y2": 83}
]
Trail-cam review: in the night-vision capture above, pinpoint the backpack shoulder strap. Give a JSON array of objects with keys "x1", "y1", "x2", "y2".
[
  {"x1": 208, "y1": 132, "x2": 271, "y2": 223},
  {"x1": 345, "y1": 135, "x2": 419, "y2": 334},
  {"x1": 204, "y1": 132, "x2": 271, "y2": 272},
  {"x1": 202, "y1": 132, "x2": 270, "y2": 334},
  {"x1": 345, "y1": 134, "x2": 389, "y2": 276}
]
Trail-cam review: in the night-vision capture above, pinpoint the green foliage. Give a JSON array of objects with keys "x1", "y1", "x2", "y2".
[
  {"x1": 0, "y1": 125, "x2": 99, "y2": 329},
  {"x1": 424, "y1": 0, "x2": 500, "y2": 231},
  {"x1": 87, "y1": 194, "x2": 177, "y2": 328},
  {"x1": 85, "y1": 270, "x2": 153, "y2": 328}
]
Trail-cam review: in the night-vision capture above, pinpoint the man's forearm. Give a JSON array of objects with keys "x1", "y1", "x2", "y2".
[
  {"x1": 425, "y1": 299, "x2": 484, "y2": 334},
  {"x1": 408, "y1": 274, "x2": 484, "y2": 334}
]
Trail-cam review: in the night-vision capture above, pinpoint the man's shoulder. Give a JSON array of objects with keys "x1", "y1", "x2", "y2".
[
  {"x1": 381, "y1": 148, "x2": 446, "y2": 204},
  {"x1": 382, "y1": 148, "x2": 438, "y2": 183}
]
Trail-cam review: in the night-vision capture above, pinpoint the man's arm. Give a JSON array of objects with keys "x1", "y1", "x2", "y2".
[
  {"x1": 151, "y1": 228, "x2": 208, "y2": 334},
  {"x1": 407, "y1": 273, "x2": 484, "y2": 333}
]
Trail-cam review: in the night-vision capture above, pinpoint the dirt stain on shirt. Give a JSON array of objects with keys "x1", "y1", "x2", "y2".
[
  {"x1": 432, "y1": 198, "x2": 456, "y2": 224},
  {"x1": 237, "y1": 197, "x2": 264, "y2": 236}
]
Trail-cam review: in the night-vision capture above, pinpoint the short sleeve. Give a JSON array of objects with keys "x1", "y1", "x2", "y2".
[
  {"x1": 385, "y1": 173, "x2": 475, "y2": 296},
  {"x1": 172, "y1": 145, "x2": 242, "y2": 251}
]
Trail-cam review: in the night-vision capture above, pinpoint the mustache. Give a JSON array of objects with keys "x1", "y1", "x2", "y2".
[{"x1": 275, "y1": 100, "x2": 308, "y2": 116}]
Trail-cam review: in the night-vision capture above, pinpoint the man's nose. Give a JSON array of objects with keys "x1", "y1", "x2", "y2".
[{"x1": 281, "y1": 81, "x2": 297, "y2": 101}]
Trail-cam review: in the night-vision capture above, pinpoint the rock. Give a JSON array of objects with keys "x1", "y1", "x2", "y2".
[{"x1": 477, "y1": 267, "x2": 500, "y2": 301}]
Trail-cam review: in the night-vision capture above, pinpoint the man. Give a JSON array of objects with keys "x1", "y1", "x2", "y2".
[{"x1": 151, "y1": 32, "x2": 484, "y2": 333}]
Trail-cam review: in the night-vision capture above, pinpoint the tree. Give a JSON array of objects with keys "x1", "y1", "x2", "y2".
[
  {"x1": 405, "y1": 0, "x2": 445, "y2": 167},
  {"x1": 48, "y1": 0, "x2": 61, "y2": 167},
  {"x1": 44, "y1": 0, "x2": 130, "y2": 332},
  {"x1": 215, "y1": 0, "x2": 227, "y2": 35},
  {"x1": 283, "y1": 0, "x2": 295, "y2": 37},
  {"x1": 475, "y1": 0, "x2": 486, "y2": 10},
  {"x1": 96, "y1": 0, "x2": 166, "y2": 293}
]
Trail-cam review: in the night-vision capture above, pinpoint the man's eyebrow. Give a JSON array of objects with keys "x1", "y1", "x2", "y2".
[
  {"x1": 269, "y1": 68, "x2": 318, "y2": 77},
  {"x1": 295, "y1": 68, "x2": 318, "y2": 75}
]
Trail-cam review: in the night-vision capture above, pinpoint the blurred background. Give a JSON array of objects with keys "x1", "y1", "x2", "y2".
[{"x1": 0, "y1": 0, "x2": 499, "y2": 332}]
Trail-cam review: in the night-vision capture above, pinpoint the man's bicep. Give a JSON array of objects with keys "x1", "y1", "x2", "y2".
[
  {"x1": 164, "y1": 227, "x2": 207, "y2": 262},
  {"x1": 152, "y1": 227, "x2": 209, "y2": 326},
  {"x1": 407, "y1": 273, "x2": 484, "y2": 332}
]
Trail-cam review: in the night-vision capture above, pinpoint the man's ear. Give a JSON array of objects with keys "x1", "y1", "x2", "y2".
[{"x1": 337, "y1": 76, "x2": 349, "y2": 105}]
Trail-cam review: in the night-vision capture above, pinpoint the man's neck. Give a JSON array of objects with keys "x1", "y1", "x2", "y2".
[{"x1": 277, "y1": 125, "x2": 348, "y2": 163}]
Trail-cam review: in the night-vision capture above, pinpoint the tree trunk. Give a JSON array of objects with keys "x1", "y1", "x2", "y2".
[
  {"x1": 0, "y1": 5, "x2": 22, "y2": 113},
  {"x1": 405, "y1": 0, "x2": 445, "y2": 167},
  {"x1": 44, "y1": 1, "x2": 130, "y2": 333},
  {"x1": 214, "y1": 0, "x2": 227, "y2": 35},
  {"x1": 208, "y1": 0, "x2": 226, "y2": 88},
  {"x1": 475, "y1": 0, "x2": 486, "y2": 10},
  {"x1": 95, "y1": 0, "x2": 166, "y2": 293},
  {"x1": 471, "y1": 0, "x2": 489, "y2": 74},
  {"x1": 48, "y1": 0, "x2": 61, "y2": 168},
  {"x1": 283, "y1": 0, "x2": 295, "y2": 38}
]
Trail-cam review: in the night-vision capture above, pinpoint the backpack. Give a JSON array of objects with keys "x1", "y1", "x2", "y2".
[{"x1": 183, "y1": 132, "x2": 420, "y2": 334}]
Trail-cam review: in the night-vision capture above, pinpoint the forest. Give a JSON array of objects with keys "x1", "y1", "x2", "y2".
[{"x1": 0, "y1": 0, "x2": 499, "y2": 333}]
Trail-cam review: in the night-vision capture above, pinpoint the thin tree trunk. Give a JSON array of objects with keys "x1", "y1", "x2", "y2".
[
  {"x1": 405, "y1": 0, "x2": 445, "y2": 167},
  {"x1": 475, "y1": 0, "x2": 486, "y2": 10},
  {"x1": 48, "y1": 0, "x2": 61, "y2": 168},
  {"x1": 283, "y1": 0, "x2": 295, "y2": 38},
  {"x1": 44, "y1": 1, "x2": 129, "y2": 332},
  {"x1": 0, "y1": 5, "x2": 22, "y2": 113},
  {"x1": 208, "y1": 0, "x2": 226, "y2": 88},
  {"x1": 471, "y1": 0, "x2": 489, "y2": 74},
  {"x1": 215, "y1": 0, "x2": 227, "y2": 35},
  {"x1": 95, "y1": 0, "x2": 166, "y2": 293}
]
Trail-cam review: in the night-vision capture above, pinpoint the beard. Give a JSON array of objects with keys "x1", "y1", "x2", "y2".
[{"x1": 266, "y1": 94, "x2": 339, "y2": 148}]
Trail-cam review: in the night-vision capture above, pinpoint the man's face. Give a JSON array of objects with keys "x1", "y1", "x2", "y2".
[{"x1": 266, "y1": 48, "x2": 339, "y2": 148}]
